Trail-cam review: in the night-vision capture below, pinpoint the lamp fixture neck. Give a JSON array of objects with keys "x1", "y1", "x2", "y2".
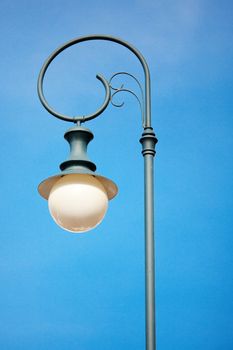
[{"x1": 60, "y1": 126, "x2": 97, "y2": 172}]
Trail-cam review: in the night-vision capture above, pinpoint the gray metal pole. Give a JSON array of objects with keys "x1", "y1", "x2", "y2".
[{"x1": 140, "y1": 127, "x2": 157, "y2": 350}]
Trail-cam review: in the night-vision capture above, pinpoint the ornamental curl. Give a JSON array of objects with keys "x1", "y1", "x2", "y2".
[
  {"x1": 109, "y1": 72, "x2": 145, "y2": 126},
  {"x1": 37, "y1": 35, "x2": 152, "y2": 127}
]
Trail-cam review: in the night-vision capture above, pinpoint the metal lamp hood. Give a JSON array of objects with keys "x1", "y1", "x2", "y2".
[{"x1": 38, "y1": 125, "x2": 118, "y2": 200}]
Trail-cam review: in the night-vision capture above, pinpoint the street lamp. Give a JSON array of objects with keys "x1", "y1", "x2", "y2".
[{"x1": 37, "y1": 35, "x2": 158, "y2": 350}]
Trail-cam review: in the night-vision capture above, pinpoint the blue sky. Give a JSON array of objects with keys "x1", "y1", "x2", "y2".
[{"x1": 0, "y1": 0, "x2": 233, "y2": 349}]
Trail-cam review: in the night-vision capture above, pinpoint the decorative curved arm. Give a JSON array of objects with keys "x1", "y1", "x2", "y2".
[
  {"x1": 38, "y1": 71, "x2": 111, "y2": 123},
  {"x1": 37, "y1": 34, "x2": 152, "y2": 128}
]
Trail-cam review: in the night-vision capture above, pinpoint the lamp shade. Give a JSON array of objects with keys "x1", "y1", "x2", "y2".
[
  {"x1": 48, "y1": 174, "x2": 108, "y2": 233},
  {"x1": 38, "y1": 126, "x2": 118, "y2": 232}
]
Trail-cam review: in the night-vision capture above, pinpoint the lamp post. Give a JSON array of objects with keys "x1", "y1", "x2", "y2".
[{"x1": 37, "y1": 35, "x2": 158, "y2": 350}]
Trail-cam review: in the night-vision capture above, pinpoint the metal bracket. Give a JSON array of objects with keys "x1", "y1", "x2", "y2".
[{"x1": 37, "y1": 34, "x2": 152, "y2": 128}]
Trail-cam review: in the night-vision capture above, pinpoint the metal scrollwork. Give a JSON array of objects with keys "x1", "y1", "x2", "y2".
[
  {"x1": 109, "y1": 72, "x2": 145, "y2": 126},
  {"x1": 37, "y1": 35, "x2": 152, "y2": 127}
]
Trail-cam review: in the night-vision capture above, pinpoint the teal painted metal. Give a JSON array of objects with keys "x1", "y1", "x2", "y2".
[
  {"x1": 60, "y1": 126, "x2": 97, "y2": 172},
  {"x1": 140, "y1": 127, "x2": 158, "y2": 350},
  {"x1": 37, "y1": 34, "x2": 151, "y2": 127},
  {"x1": 38, "y1": 125, "x2": 118, "y2": 201},
  {"x1": 37, "y1": 35, "x2": 158, "y2": 350}
]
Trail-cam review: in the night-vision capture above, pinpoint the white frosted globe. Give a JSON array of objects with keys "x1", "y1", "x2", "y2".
[{"x1": 48, "y1": 174, "x2": 108, "y2": 233}]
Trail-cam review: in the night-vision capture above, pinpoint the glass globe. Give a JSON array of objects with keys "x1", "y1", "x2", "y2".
[{"x1": 48, "y1": 174, "x2": 108, "y2": 233}]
